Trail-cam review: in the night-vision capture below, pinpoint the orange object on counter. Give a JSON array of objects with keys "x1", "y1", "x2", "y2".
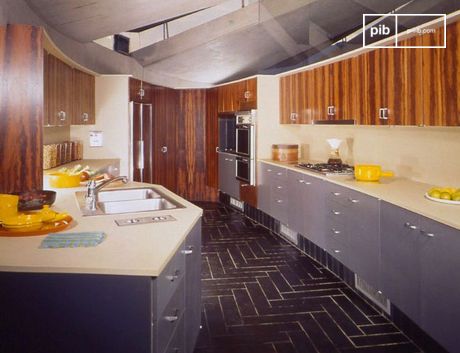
[
  {"x1": 354, "y1": 165, "x2": 394, "y2": 182},
  {"x1": 272, "y1": 144, "x2": 299, "y2": 162}
]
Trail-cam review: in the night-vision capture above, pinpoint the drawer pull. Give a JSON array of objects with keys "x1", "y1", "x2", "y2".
[
  {"x1": 331, "y1": 192, "x2": 341, "y2": 196},
  {"x1": 333, "y1": 250, "x2": 341, "y2": 254},
  {"x1": 331, "y1": 229, "x2": 341, "y2": 235},
  {"x1": 82, "y1": 112, "x2": 89, "y2": 122},
  {"x1": 276, "y1": 186, "x2": 283, "y2": 189},
  {"x1": 331, "y1": 210, "x2": 341, "y2": 215},
  {"x1": 404, "y1": 222, "x2": 418, "y2": 230},
  {"x1": 304, "y1": 181, "x2": 312, "y2": 185},
  {"x1": 58, "y1": 111, "x2": 66, "y2": 121},
  {"x1": 164, "y1": 315, "x2": 179, "y2": 323},
  {"x1": 298, "y1": 179, "x2": 305, "y2": 183},
  {"x1": 267, "y1": 169, "x2": 272, "y2": 172},
  {"x1": 165, "y1": 270, "x2": 180, "y2": 282},
  {"x1": 348, "y1": 198, "x2": 359, "y2": 203},
  {"x1": 181, "y1": 249, "x2": 193, "y2": 255},
  {"x1": 277, "y1": 172, "x2": 283, "y2": 176},
  {"x1": 276, "y1": 200, "x2": 283, "y2": 204},
  {"x1": 420, "y1": 230, "x2": 435, "y2": 238}
]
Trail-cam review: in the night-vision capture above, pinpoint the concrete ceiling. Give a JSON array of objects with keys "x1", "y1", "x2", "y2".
[
  {"x1": 25, "y1": 0, "x2": 227, "y2": 42},
  {"x1": 25, "y1": 0, "x2": 460, "y2": 87}
]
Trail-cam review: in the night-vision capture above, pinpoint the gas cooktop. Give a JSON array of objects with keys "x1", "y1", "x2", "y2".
[{"x1": 296, "y1": 163, "x2": 354, "y2": 176}]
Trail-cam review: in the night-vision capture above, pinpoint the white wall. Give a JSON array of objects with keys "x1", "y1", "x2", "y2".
[
  {"x1": 256, "y1": 75, "x2": 460, "y2": 186},
  {"x1": 70, "y1": 75, "x2": 130, "y2": 177}
]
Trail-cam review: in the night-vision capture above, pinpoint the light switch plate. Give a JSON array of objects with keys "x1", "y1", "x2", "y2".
[{"x1": 89, "y1": 131, "x2": 103, "y2": 147}]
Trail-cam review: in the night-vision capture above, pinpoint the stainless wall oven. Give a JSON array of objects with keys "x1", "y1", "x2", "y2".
[{"x1": 235, "y1": 111, "x2": 256, "y2": 185}]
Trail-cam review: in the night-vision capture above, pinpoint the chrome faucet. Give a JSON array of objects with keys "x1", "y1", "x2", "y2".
[{"x1": 85, "y1": 176, "x2": 129, "y2": 211}]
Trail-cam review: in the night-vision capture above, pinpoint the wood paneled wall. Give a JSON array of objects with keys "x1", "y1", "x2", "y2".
[
  {"x1": 177, "y1": 90, "x2": 218, "y2": 201},
  {"x1": 205, "y1": 88, "x2": 218, "y2": 190},
  {"x1": 0, "y1": 25, "x2": 44, "y2": 193}
]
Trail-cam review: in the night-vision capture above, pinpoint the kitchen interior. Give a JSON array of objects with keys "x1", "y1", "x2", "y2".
[{"x1": 1, "y1": 0, "x2": 460, "y2": 353}]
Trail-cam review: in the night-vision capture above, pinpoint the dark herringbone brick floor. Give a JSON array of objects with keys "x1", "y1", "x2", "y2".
[{"x1": 193, "y1": 202, "x2": 423, "y2": 353}]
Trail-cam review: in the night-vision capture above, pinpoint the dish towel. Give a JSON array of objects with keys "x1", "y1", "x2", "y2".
[{"x1": 40, "y1": 232, "x2": 106, "y2": 249}]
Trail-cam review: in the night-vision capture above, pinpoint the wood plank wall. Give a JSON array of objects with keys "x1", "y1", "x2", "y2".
[
  {"x1": 177, "y1": 90, "x2": 218, "y2": 201},
  {"x1": 0, "y1": 25, "x2": 44, "y2": 193}
]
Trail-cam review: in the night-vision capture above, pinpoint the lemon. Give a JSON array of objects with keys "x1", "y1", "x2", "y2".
[
  {"x1": 429, "y1": 187, "x2": 442, "y2": 194},
  {"x1": 428, "y1": 190, "x2": 442, "y2": 199},
  {"x1": 440, "y1": 192, "x2": 452, "y2": 200},
  {"x1": 452, "y1": 192, "x2": 460, "y2": 202}
]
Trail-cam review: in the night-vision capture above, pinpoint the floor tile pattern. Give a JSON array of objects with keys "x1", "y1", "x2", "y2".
[{"x1": 193, "y1": 202, "x2": 423, "y2": 353}]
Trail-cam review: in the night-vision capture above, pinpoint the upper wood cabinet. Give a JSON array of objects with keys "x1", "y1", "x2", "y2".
[
  {"x1": 129, "y1": 78, "x2": 153, "y2": 103},
  {"x1": 44, "y1": 52, "x2": 73, "y2": 126},
  {"x1": 420, "y1": 21, "x2": 459, "y2": 126},
  {"x1": 217, "y1": 78, "x2": 257, "y2": 113},
  {"x1": 72, "y1": 69, "x2": 95, "y2": 125},
  {"x1": 279, "y1": 20, "x2": 459, "y2": 126},
  {"x1": 44, "y1": 52, "x2": 96, "y2": 126}
]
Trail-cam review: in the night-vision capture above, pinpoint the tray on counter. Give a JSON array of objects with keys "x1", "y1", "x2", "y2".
[{"x1": 424, "y1": 193, "x2": 460, "y2": 205}]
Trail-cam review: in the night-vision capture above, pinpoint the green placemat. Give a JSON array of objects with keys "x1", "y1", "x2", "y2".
[{"x1": 40, "y1": 232, "x2": 106, "y2": 248}]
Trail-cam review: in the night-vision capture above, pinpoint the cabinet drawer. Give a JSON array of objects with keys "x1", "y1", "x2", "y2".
[
  {"x1": 325, "y1": 185, "x2": 350, "y2": 205},
  {"x1": 157, "y1": 243, "x2": 186, "y2": 315},
  {"x1": 157, "y1": 280, "x2": 185, "y2": 353},
  {"x1": 325, "y1": 219, "x2": 348, "y2": 245},
  {"x1": 163, "y1": 314, "x2": 185, "y2": 353},
  {"x1": 325, "y1": 200, "x2": 348, "y2": 221},
  {"x1": 326, "y1": 239, "x2": 348, "y2": 264}
]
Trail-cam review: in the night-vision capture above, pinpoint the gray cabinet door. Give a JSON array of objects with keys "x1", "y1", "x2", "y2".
[
  {"x1": 218, "y1": 152, "x2": 239, "y2": 199},
  {"x1": 345, "y1": 189, "x2": 380, "y2": 289},
  {"x1": 419, "y1": 217, "x2": 460, "y2": 353},
  {"x1": 287, "y1": 170, "x2": 306, "y2": 234},
  {"x1": 303, "y1": 175, "x2": 326, "y2": 249},
  {"x1": 258, "y1": 162, "x2": 273, "y2": 215},
  {"x1": 380, "y1": 201, "x2": 421, "y2": 323},
  {"x1": 184, "y1": 221, "x2": 202, "y2": 353}
]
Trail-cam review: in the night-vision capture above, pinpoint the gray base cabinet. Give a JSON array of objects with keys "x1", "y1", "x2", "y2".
[
  {"x1": 258, "y1": 162, "x2": 288, "y2": 224},
  {"x1": 381, "y1": 201, "x2": 460, "y2": 353},
  {"x1": 218, "y1": 152, "x2": 239, "y2": 199},
  {"x1": 0, "y1": 220, "x2": 202, "y2": 353}
]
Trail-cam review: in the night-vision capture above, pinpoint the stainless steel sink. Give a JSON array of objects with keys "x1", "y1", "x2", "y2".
[{"x1": 75, "y1": 187, "x2": 184, "y2": 216}]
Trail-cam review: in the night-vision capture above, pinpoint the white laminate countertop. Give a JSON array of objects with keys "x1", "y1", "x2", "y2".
[
  {"x1": 260, "y1": 159, "x2": 460, "y2": 231},
  {"x1": 0, "y1": 182, "x2": 203, "y2": 277}
]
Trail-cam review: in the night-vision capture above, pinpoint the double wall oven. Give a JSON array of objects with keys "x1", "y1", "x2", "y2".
[{"x1": 218, "y1": 110, "x2": 256, "y2": 186}]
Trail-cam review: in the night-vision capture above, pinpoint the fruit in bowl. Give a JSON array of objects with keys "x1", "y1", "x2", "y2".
[{"x1": 427, "y1": 187, "x2": 460, "y2": 202}]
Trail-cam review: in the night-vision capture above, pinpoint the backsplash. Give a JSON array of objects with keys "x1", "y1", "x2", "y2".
[{"x1": 257, "y1": 75, "x2": 460, "y2": 186}]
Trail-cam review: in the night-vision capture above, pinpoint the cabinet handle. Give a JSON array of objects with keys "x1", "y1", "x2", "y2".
[
  {"x1": 181, "y1": 249, "x2": 193, "y2": 255},
  {"x1": 224, "y1": 158, "x2": 229, "y2": 161},
  {"x1": 276, "y1": 186, "x2": 283, "y2": 189},
  {"x1": 304, "y1": 182, "x2": 312, "y2": 185},
  {"x1": 165, "y1": 270, "x2": 180, "y2": 282},
  {"x1": 290, "y1": 112, "x2": 298, "y2": 121},
  {"x1": 216, "y1": 146, "x2": 220, "y2": 152},
  {"x1": 379, "y1": 108, "x2": 389, "y2": 120},
  {"x1": 277, "y1": 172, "x2": 283, "y2": 176},
  {"x1": 327, "y1": 106, "x2": 336, "y2": 116},
  {"x1": 331, "y1": 192, "x2": 341, "y2": 196},
  {"x1": 420, "y1": 230, "x2": 435, "y2": 238},
  {"x1": 333, "y1": 249, "x2": 341, "y2": 254},
  {"x1": 331, "y1": 228, "x2": 341, "y2": 235},
  {"x1": 267, "y1": 169, "x2": 272, "y2": 172},
  {"x1": 297, "y1": 179, "x2": 305, "y2": 183},
  {"x1": 81, "y1": 112, "x2": 89, "y2": 122},
  {"x1": 276, "y1": 199, "x2": 283, "y2": 203},
  {"x1": 331, "y1": 210, "x2": 341, "y2": 215},
  {"x1": 58, "y1": 111, "x2": 66, "y2": 121},
  {"x1": 241, "y1": 184, "x2": 249, "y2": 187},
  {"x1": 404, "y1": 222, "x2": 418, "y2": 230},
  {"x1": 164, "y1": 315, "x2": 179, "y2": 323},
  {"x1": 228, "y1": 159, "x2": 233, "y2": 162},
  {"x1": 348, "y1": 198, "x2": 359, "y2": 203}
]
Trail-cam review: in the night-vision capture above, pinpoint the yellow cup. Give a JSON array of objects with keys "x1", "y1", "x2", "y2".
[{"x1": 0, "y1": 194, "x2": 19, "y2": 222}]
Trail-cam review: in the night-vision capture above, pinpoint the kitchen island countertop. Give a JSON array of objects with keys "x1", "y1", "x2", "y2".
[
  {"x1": 260, "y1": 159, "x2": 460, "y2": 231},
  {"x1": 0, "y1": 182, "x2": 202, "y2": 277}
]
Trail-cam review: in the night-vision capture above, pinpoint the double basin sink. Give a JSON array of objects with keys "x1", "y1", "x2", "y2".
[{"x1": 76, "y1": 187, "x2": 183, "y2": 216}]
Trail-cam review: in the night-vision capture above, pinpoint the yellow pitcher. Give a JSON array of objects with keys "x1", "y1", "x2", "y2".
[{"x1": 354, "y1": 165, "x2": 394, "y2": 182}]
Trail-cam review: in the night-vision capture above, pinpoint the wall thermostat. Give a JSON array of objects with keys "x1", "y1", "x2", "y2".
[{"x1": 89, "y1": 131, "x2": 103, "y2": 147}]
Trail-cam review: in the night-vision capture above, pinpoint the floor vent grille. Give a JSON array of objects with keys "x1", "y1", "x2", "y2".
[
  {"x1": 355, "y1": 275, "x2": 391, "y2": 315},
  {"x1": 229, "y1": 198, "x2": 244, "y2": 211},
  {"x1": 279, "y1": 224, "x2": 298, "y2": 246}
]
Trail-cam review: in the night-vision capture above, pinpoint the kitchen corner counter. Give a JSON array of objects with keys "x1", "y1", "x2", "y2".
[
  {"x1": 259, "y1": 159, "x2": 460, "y2": 231},
  {"x1": 0, "y1": 182, "x2": 202, "y2": 277}
]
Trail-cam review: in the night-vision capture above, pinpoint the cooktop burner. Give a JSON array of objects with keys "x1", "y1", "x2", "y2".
[{"x1": 296, "y1": 163, "x2": 354, "y2": 176}]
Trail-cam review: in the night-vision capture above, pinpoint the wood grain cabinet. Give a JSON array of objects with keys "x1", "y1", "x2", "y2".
[
  {"x1": 72, "y1": 68, "x2": 95, "y2": 125},
  {"x1": 44, "y1": 52, "x2": 73, "y2": 126},
  {"x1": 420, "y1": 21, "x2": 460, "y2": 126},
  {"x1": 217, "y1": 78, "x2": 257, "y2": 113},
  {"x1": 380, "y1": 201, "x2": 460, "y2": 353},
  {"x1": 280, "y1": 72, "x2": 305, "y2": 123}
]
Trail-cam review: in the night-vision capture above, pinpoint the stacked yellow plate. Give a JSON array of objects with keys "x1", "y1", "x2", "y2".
[{"x1": 2, "y1": 214, "x2": 43, "y2": 232}]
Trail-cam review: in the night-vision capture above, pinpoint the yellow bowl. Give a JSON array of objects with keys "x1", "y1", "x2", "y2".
[
  {"x1": 0, "y1": 194, "x2": 19, "y2": 222},
  {"x1": 354, "y1": 165, "x2": 394, "y2": 182},
  {"x1": 48, "y1": 173, "x2": 81, "y2": 188},
  {"x1": 2, "y1": 213, "x2": 43, "y2": 227}
]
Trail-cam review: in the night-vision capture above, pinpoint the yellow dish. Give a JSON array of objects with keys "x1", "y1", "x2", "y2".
[
  {"x1": 2, "y1": 214, "x2": 43, "y2": 231},
  {"x1": 48, "y1": 173, "x2": 81, "y2": 188},
  {"x1": 354, "y1": 165, "x2": 394, "y2": 182}
]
